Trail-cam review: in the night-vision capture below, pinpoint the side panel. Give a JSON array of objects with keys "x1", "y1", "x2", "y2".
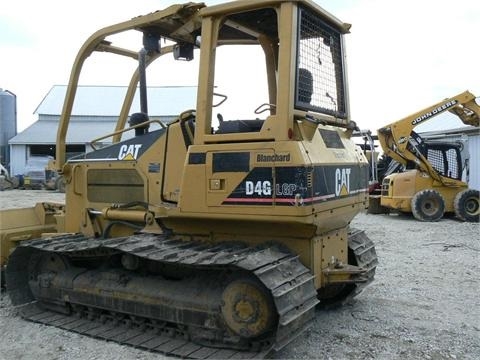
[
  {"x1": 179, "y1": 143, "x2": 314, "y2": 217},
  {"x1": 219, "y1": 164, "x2": 367, "y2": 207},
  {"x1": 178, "y1": 125, "x2": 369, "y2": 233},
  {"x1": 381, "y1": 171, "x2": 422, "y2": 212},
  {"x1": 63, "y1": 129, "x2": 167, "y2": 233},
  {"x1": 381, "y1": 170, "x2": 467, "y2": 212}
]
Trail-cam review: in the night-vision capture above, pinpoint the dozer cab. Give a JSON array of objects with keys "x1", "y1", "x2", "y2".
[
  {"x1": 5, "y1": 1, "x2": 377, "y2": 357},
  {"x1": 378, "y1": 91, "x2": 480, "y2": 222}
]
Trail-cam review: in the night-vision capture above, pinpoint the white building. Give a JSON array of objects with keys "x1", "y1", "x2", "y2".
[{"x1": 9, "y1": 85, "x2": 196, "y2": 175}]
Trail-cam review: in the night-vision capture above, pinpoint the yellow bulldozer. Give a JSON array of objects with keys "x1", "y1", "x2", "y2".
[
  {"x1": 378, "y1": 91, "x2": 480, "y2": 222},
  {"x1": 2, "y1": 1, "x2": 377, "y2": 357}
]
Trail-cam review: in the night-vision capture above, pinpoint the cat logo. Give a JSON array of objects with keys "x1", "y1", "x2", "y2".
[
  {"x1": 118, "y1": 144, "x2": 142, "y2": 160},
  {"x1": 335, "y1": 168, "x2": 351, "y2": 196}
]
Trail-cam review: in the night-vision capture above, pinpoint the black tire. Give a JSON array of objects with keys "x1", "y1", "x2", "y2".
[
  {"x1": 411, "y1": 189, "x2": 445, "y2": 222},
  {"x1": 454, "y1": 189, "x2": 479, "y2": 222}
]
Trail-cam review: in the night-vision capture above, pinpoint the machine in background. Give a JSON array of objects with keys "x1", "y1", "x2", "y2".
[{"x1": 378, "y1": 91, "x2": 479, "y2": 222}]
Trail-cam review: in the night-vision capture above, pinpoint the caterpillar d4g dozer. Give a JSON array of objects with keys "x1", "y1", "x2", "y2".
[
  {"x1": 5, "y1": 1, "x2": 377, "y2": 357},
  {"x1": 378, "y1": 91, "x2": 480, "y2": 222}
]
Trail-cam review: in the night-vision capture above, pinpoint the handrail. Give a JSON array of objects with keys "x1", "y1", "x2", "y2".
[{"x1": 89, "y1": 120, "x2": 166, "y2": 150}]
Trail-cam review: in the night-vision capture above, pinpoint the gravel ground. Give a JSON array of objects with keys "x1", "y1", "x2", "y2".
[{"x1": 0, "y1": 190, "x2": 479, "y2": 359}]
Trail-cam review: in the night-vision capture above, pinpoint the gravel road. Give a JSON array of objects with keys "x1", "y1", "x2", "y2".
[{"x1": 1, "y1": 190, "x2": 479, "y2": 359}]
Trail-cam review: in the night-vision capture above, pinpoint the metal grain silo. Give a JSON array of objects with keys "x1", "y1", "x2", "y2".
[{"x1": 0, "y1": 89, "x2": 17, "y2": 166}]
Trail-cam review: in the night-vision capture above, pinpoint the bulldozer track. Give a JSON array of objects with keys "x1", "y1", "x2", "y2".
[
  {"x1": 315, "y1": 228, "x2": 377, "y2": 308},
  {"x1": 18, "y1": 302, "x2": 268, "y2": 359},
  {"x1": 347, "y1": 228, "x2": 378, "y2": 299},
  {"x1": 7, "y1": 233, "x2": 319, "y2": 359}
]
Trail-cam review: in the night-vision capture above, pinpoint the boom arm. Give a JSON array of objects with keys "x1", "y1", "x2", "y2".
[{"x1": 377, "y1": 91, "x2": 480, "y2": 183}]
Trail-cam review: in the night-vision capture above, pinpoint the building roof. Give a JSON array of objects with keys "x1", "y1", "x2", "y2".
[
  {"x1": 418, "y1": 126, "x2": 479, "y2": 139},
  {"x1": 10, "y1": 85, "x2": 196, "y2": 145},
  {"x1": 35, "y1": 85, "x2": 197, "y2": 116},
  {"x1": 10, "y1": 120, "x2": 114, "y2": 144},
  {"x1": 415, "y1": 111, "x2": 475, "y2": 133}
]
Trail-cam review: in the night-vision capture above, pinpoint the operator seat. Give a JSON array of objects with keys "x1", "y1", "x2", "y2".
[
  {"x1": 298, "y1": 68, "x2": 313, "y2": 104},
  {"x1": 179, "y1": 111, "x2": 196, "y2": 147}
]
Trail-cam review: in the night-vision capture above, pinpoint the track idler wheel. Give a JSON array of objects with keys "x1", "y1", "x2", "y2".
[
  {"x1": 31, "y1": 252, "x2": 70, "y2": 278},
  {"x1": 221, "y1": 278, "x2": 277, "y2": 339}
]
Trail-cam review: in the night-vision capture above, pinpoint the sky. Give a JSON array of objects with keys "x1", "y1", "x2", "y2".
[{"x1": 1, "y1": 0, "x2": 479, "y2": 133}]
